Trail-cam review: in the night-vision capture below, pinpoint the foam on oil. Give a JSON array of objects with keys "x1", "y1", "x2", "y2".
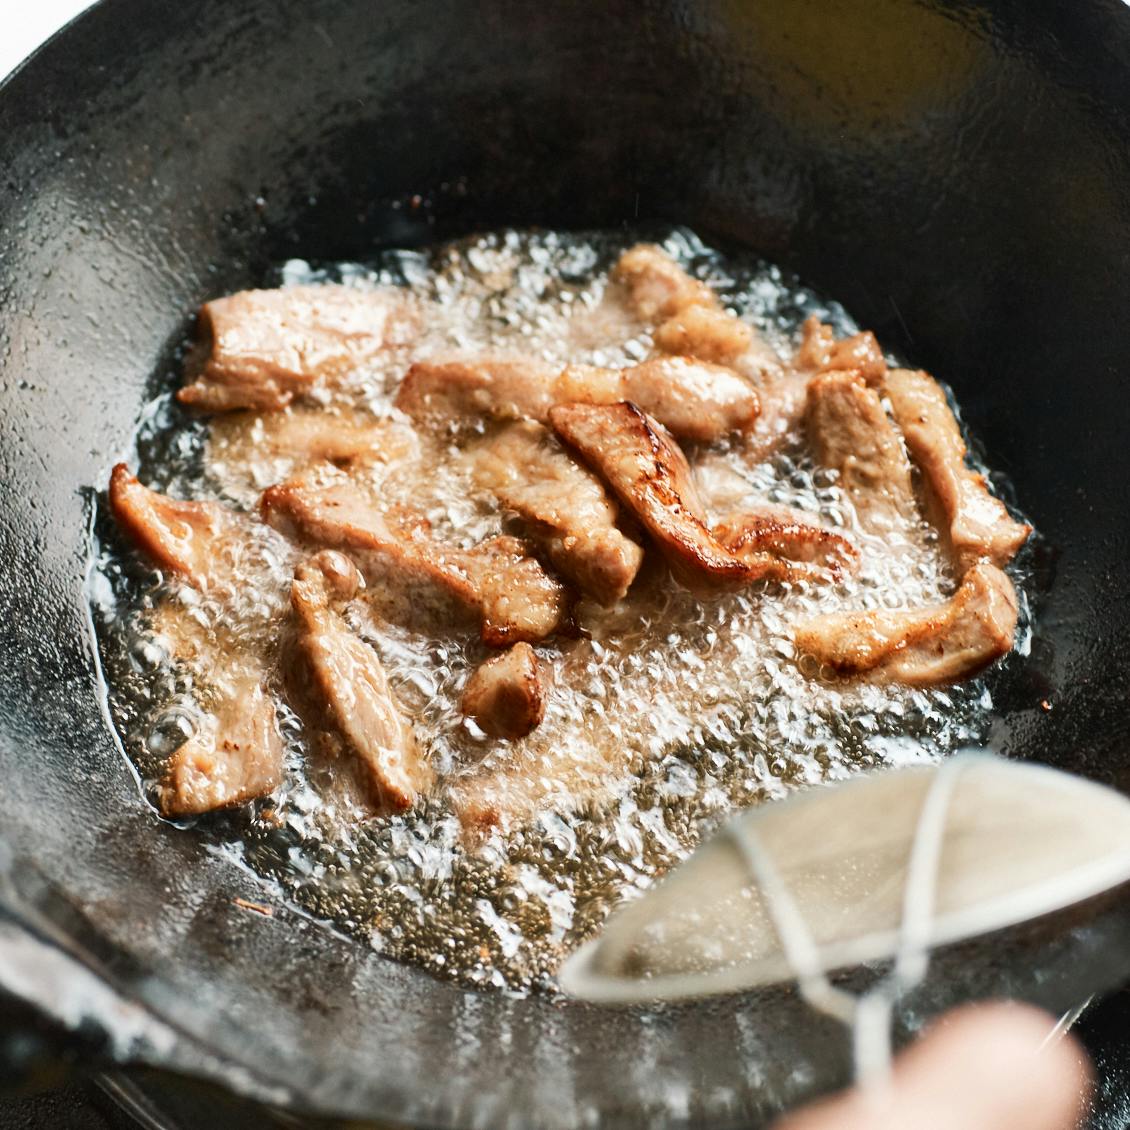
[{"x1": 89, "y1": 228, "x2": 1032, "y2": 991}]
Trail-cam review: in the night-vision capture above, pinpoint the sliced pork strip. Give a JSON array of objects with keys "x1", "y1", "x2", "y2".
[
  {"x1": 549, "y1": 401, "x2": 762, "y2": 592},
  {"x1": 885, "y1": 368, "x2": 1032, "y2": 571},
  {"x1": 466, "y1": 534, "x2": 574, "y2": 646},
  {"x1": 612, "y1": 242, "x2": 716, "y2": 319},
  {"x1": 399, "y1": 354, "x2": 757, "y2": 441},
  {"x1": 557, "y1": 358, "x2": 759, "y2": 441},
  {"x1": 795, "y1": 314, "x2": 887, "y2": 386},
  {"x1": 395, "y1": 356, "x2": 560, "y2": 425},
  {"x1": 291, "y1": 551, "x2": 431, "y2": 812},
  {"x1": 652, "y1": 302, "x2": 753, "y2": 364},
  {"x1": 714, "y1": 504, "x2": 860, "y2": 581},
  {"x1": 178, "y1": 284, "x2": 418, "y2": 412},
  {"x1": 157, "y1": 666, "x2": 284, "y2": 817},
  {"x1": 109, "y1": 463, "x2": 246, "y2": 590},
  {"x1": 461, "y1": 642, "x2": 549, "y2": 740},
  {"x1": 112, "y1": 470, "x2": 287, "y2": 814},
  {"x1": 614, "y1": 243, "x2": 784, "y2": 382},
  {"x1": 805, "y1": 370, "x2": 917, "y2": 533},
  {"x1": 794, "y1": 562, "x2": 1018, "y2": 686},
  {"x1": 470, "y1": 420, "x2": 643, "y2": 604},
  {"x1": 261, "y1": 468, "x2": 569, "y2": 645},
  {"x1": 618, "y1": 357, "x2": 759, "y2": 441},
  {"x1": 208, "y1": 408, "x2": 420, "y2": 480},
  {"x1": 652, "y1": 295, "x2": 785, "y2": 383}
]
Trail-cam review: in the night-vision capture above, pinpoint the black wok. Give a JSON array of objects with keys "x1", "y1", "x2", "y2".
[{"x1": 4, "y1": 0, "x2": 1130, "y2": 1126}]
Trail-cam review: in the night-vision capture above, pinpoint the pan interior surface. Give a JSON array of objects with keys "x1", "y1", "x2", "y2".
[{"x1": 3, "y1": 0, "x2": 1130, "y2": 1126}]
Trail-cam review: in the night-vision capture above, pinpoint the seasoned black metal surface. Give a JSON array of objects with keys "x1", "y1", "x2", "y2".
[{"x1": 3, "y1": 0, "x2": 1130, "y2": 1126}]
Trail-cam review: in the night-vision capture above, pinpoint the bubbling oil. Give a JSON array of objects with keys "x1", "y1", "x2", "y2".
[{"x1": 89, "y1": 228, "x2": 1032, "y2": 991}]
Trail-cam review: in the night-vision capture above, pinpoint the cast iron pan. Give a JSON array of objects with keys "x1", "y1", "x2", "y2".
[{"x1": 4, "y1": 0, "x2": 1130, "y2": 1126}]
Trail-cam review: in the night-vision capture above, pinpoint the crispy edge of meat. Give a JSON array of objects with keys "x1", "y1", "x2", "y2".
[
  {"x1": 885, "y1": 368, "x2": 1032, "y2": 571},
  {"x1": 549, "y1": 401, "x2": 762, "y2": 592},
  {"x1": 461, "y1": 642, "x2": 549, "y2": 740},
  {"x1": 795, "y1": 314, "x2": 887, "y2": 386},
  {"x1": 470, "y1": 420, "x2": 644, "y2": 604},
  {"x1": 108, "y1": 463, "x2": 240, "y2": 590},
  {"x1": 179, "y1": 284, "x2": 416, "y2": 413},
  {"x1": 157, "y1": 666, "x2": 284, "y2": 817},
  {"x1": 713, "y1": 504, "x2": 860, "y2": 582},
  {"x1": 793, "y1": 561, "x2": 1019, "y2": 686},
  {"x1": 612, "y1": 243, "x2": 717, "y2": 320},
  {"x1": 261, "y1": 468, "x2": 569, "y2": 645},
  {"x1": 291, "y1": 550, "x2": 431, "y2": 812},
  {"x1": 805, "y1": 370, "x2": 917, "y2": 531}
]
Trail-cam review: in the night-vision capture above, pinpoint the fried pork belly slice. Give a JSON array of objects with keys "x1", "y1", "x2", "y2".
[
  {"x1": 806, "y1": 370, "x2": 917, "y2": 533},
  {"x1": 470, "y1": 420, "x2": 643, "y2": 604},
  {"x1": 549, "y1": 401, "x2": 764, "y2": 592},
  {"x1": 794, "y1": 562, "x2": 1018, "y2": 686},
  {"x1": 291, "y1": 550, "x2": 431, "y2": 812},
  {"x1": 109, "y1": 463, "x2": 248, "y2": 591},
  {"x1": 795, "y1": 314, "x2": 887, "y2": 386},
  {"x1": 261, "y1": 468, "x2": 569, "y2": 645},
  {"x1": 461, "y1": 642, "x2": 549, "y2": 740},
  {"x1": 885, "y1": 368, "x2": 1031, "y2": 571},
  {"x1": 178, "y1": 284, "x2": 417, "y2": 412},
  {"x1": 713, "y1": 504, "x2": 860, "y2": 581},
  {"x1": 157, "y1": 662, "x2": 284, "y2": 817},
  {"x1": 398, "y1": 354, "x2": 757, "y2": 441},
  {"x1": 209, "y1": 408, "x2": 420, "y2": 478}
]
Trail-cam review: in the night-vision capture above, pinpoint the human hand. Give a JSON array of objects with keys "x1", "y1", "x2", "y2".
[{"x1": 775, "y1": 1003, "x2": 1092, "y2": 1130}]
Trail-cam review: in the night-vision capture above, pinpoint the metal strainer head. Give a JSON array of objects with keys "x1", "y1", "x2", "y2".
[{"x1": 560, "y1": 754, "x2": 1130, "y2": 1077}]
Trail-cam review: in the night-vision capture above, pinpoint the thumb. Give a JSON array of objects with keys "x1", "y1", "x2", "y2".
[{"x1": 775, "y1": 1002, "x2": 1092, "y2": 1130}]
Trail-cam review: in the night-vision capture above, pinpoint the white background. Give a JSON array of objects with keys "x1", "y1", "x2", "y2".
[{"x1": 1, "y1": 1, "x2": 98, "y2": 84}]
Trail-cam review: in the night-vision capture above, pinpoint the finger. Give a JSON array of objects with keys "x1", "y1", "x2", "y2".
[{"x1": 775, "y1": 1002, "x2": 1092, "y2": 1130}]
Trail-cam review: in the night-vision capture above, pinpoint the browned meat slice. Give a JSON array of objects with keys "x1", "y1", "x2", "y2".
[
  {"x1": 395, "y1": 356, "x2": 561, "y2": 425},
  {"x1": 612, "y1": 243, "x2": 716, "y2": 319},
  {"x1": 209, "y1": 408, "x2": 419, "y2": 479},
  {"x1": 291, "y1": 551, "x2": 431, "y2": 811},
  {"x1": 158, "y1": 664, "x2": 284, "y2": 817},
  {"x1": 470, "y1": 420, "x2": 643, "y2": 604},
  {"x1": 794, "y1": 562, "x2": 1018, "y2": 686},
  {"x1": 806, "y1": 371, "x2": 917, "y2": 533},
  {"x1": 885, "y1": 368, "x2": 1032, "y2": 571},
  {"x1": 178, "y1": 285, "x2": 417, "y2": 412},
  {"x1": 713, "y1": 504, "x2": 860, "y2": 581},
  {"x1": 109, "y1": 463, "x2": 246, "y2": 590},
  {"x1": 461, "y1": 642, "x2": 549, "y2": 740},
  {"x1": 549, "y1": 401, "x2": 765, "y2": 592},
  {"x1": 261, "y1": 468, "x2": 569, "y2": 645},
  {"x1": 795, "y1": 314, "x2": 887, "y2": 385}
]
